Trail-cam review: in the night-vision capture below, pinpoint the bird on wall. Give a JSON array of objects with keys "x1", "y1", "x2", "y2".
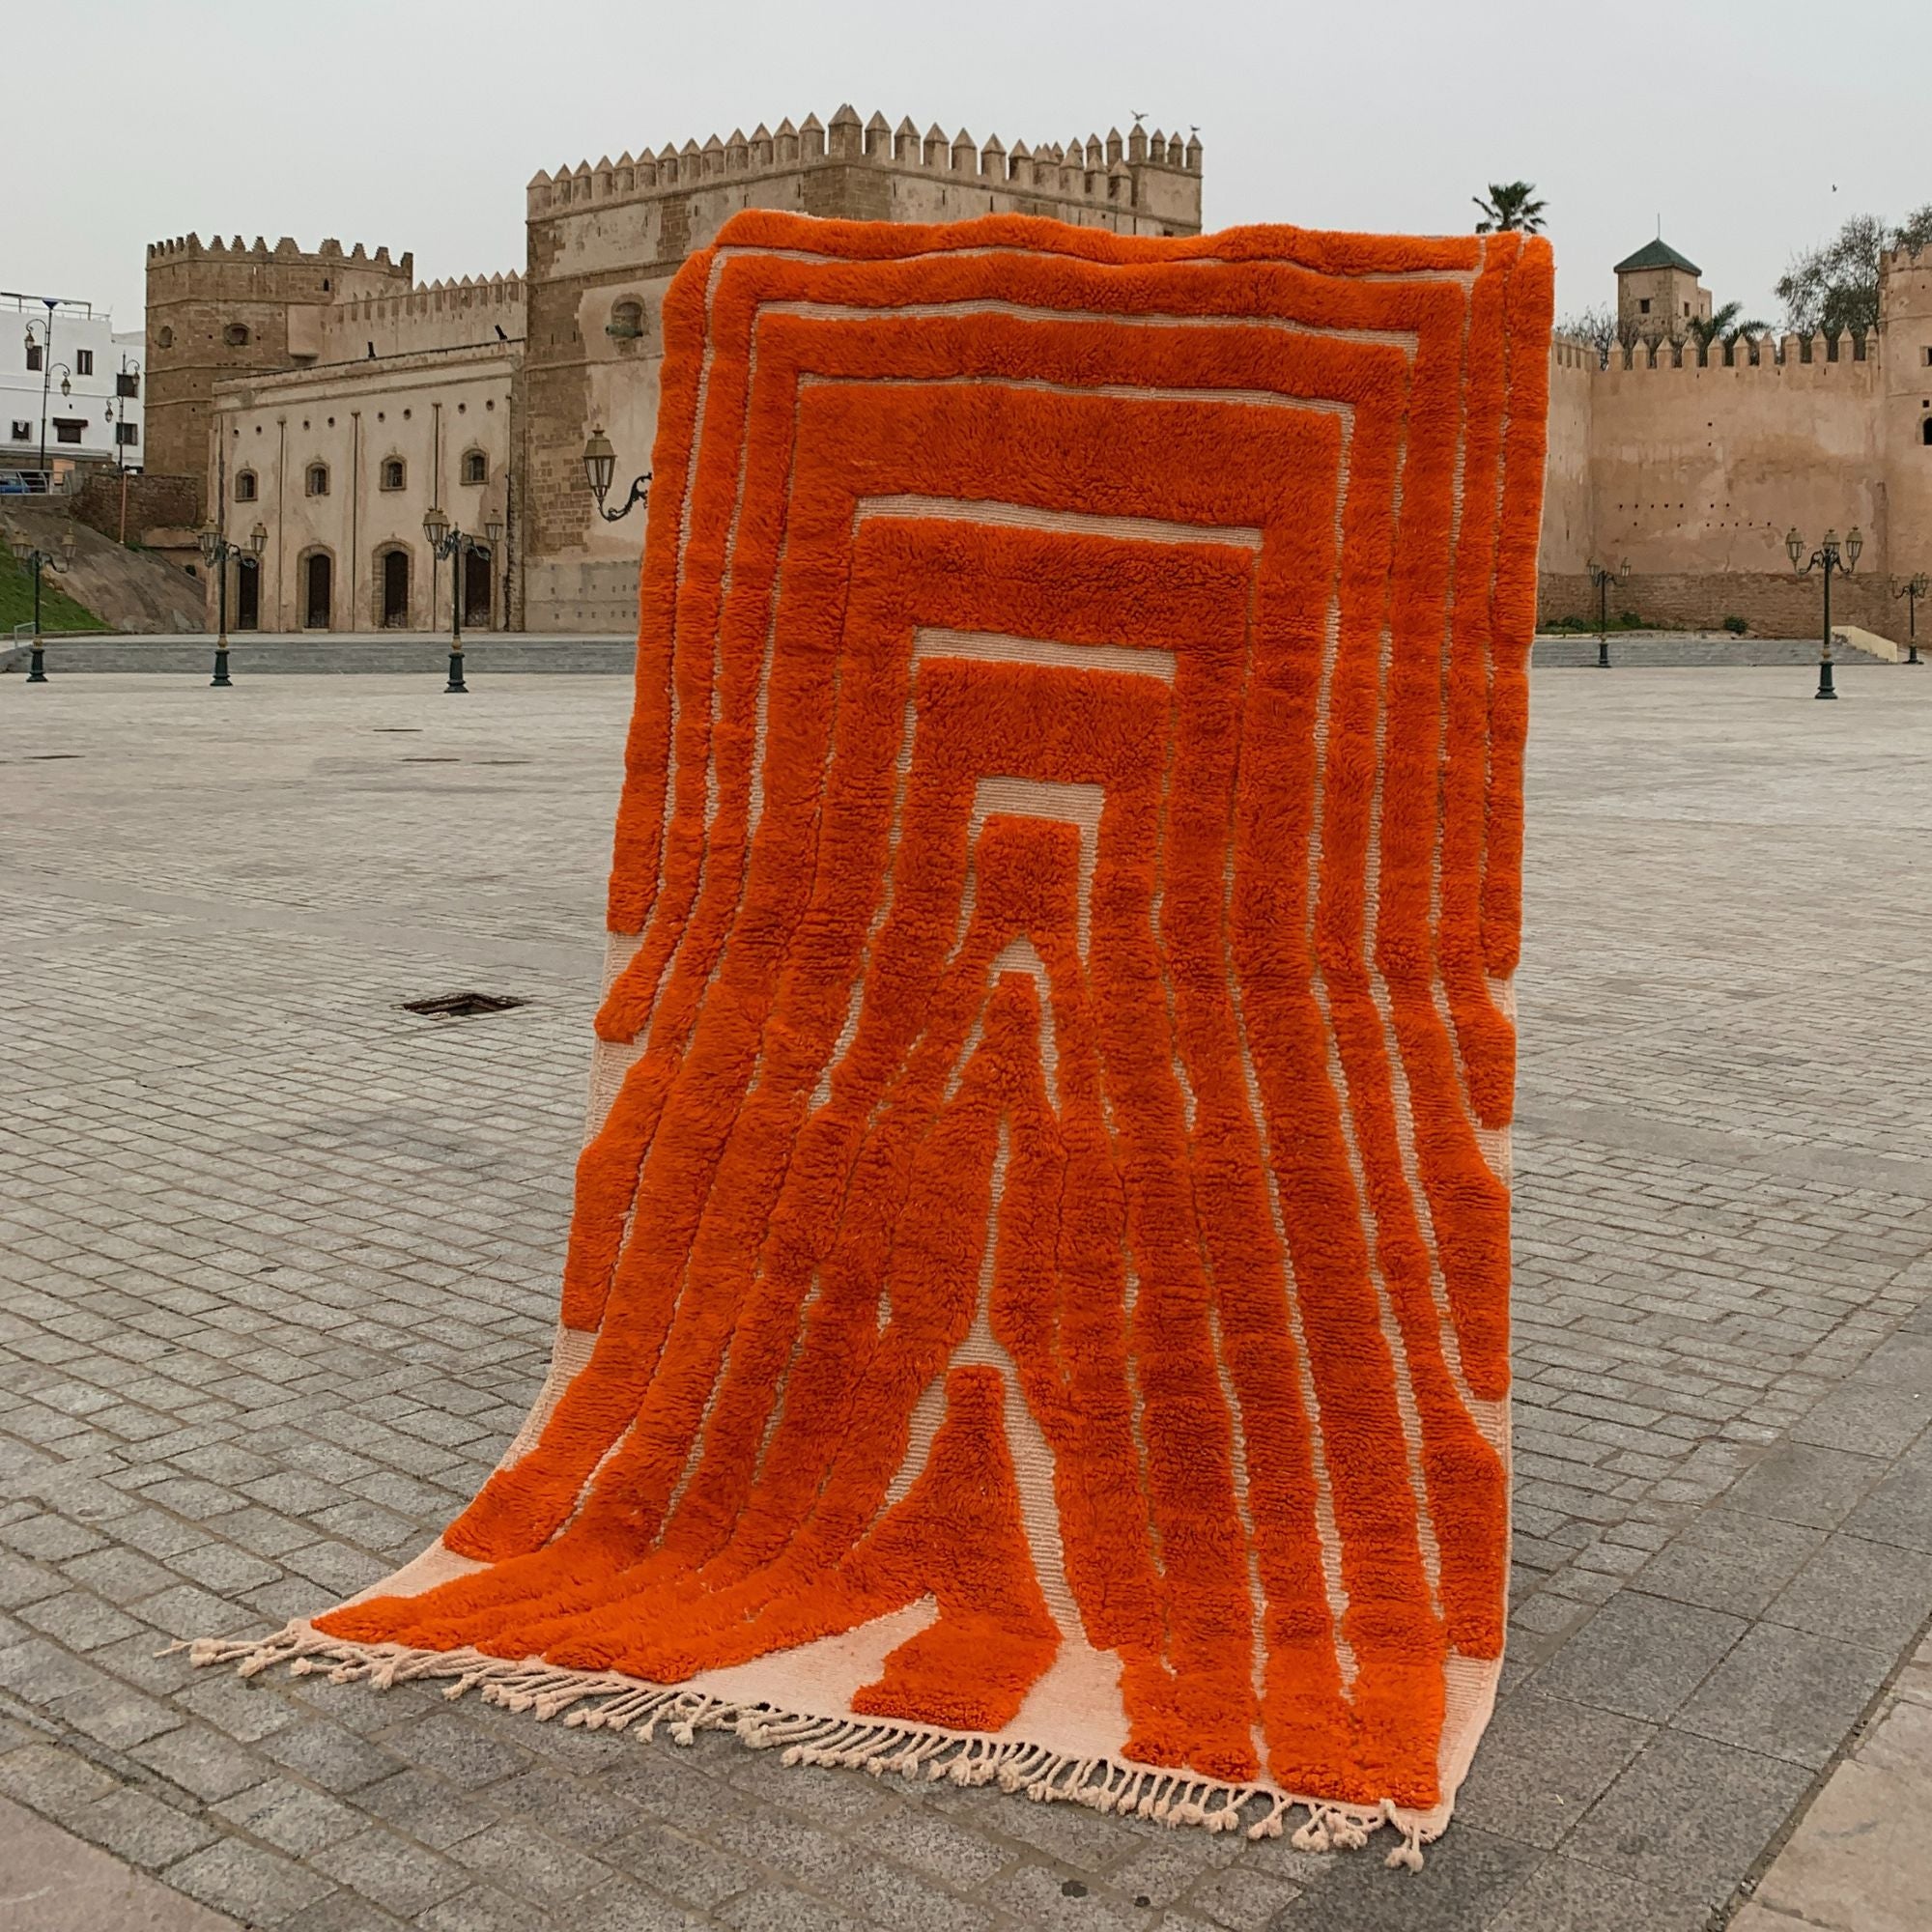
[{"x1": 495, "y1": 324, "x2": 508, "y2": 343}]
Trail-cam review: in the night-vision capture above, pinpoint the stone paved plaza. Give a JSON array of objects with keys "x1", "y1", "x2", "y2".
[{"x1": 4, "y1": 666, "x2": 1931, "y2": 1932}]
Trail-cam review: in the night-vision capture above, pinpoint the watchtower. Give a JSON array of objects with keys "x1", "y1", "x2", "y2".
[
  {"x1": 1613, "y1": 237, "x2": 1710, "y2": 345},
  {"x1": 143, "y1": 235, "x2": 413, "y2": 510}
]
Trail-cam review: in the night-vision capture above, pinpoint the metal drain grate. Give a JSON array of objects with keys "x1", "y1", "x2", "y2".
[{"x1": 401, "y1": 992, "x2": 529, "y2": 1018}]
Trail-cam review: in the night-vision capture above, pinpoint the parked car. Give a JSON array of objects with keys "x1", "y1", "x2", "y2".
[{"x1": 0, "y1": 471, "x2": 33, "y2": 495}]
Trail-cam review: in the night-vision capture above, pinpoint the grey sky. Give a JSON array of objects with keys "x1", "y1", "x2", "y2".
[{"x1": 14, "y1": 0, "x2": 1929, "y2": 333}]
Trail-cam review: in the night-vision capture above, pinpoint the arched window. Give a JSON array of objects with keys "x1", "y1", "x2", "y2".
[
  {"x1": 380, "y1": 457, "x2": 406, "y2": 492},
  {"x1": 235, "y1": 469, "x2": 258, "y2": 502},
  {"x1": 306, "y1": 462, "x2": 329, "y2": 497},
  {"x1": 1923, "y1": 417, "x2": 1932, "y2": 447},
  {"x1": 223, "y1": 323, "x2": 251, "y2": 347},
  {"x1": 608, "y1": 298, "x2": 643, "y2": 340},
  {"x1": 460, "y1": 449, "x2": 487, "y2": 486},
  {"x1": 156, "y1": 326, "x2": 174, "y2": 350}
]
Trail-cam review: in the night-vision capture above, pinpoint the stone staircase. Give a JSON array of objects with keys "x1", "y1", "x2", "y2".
[{"x1": 1532, "y1": 632, "x2": 1899, "y2": 668}]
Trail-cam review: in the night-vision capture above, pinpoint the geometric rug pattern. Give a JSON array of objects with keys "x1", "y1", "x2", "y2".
[{"x1": 198, "y1": 211, "x2": 1554, "y2": 1862}]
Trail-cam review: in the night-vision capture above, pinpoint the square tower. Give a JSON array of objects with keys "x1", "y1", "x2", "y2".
[{"x1": 1614, "y1": 238, "x2": 1710, "y2": 345}]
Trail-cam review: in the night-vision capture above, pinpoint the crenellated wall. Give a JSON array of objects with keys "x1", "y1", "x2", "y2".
[
  {"x1": 518, "y1": 106, "x2": 1205, "y2": 629},
  {"x1": 314, "y1": 272, "x2": 526, "y2": 363},
  {"x1": 1537, "y1": 244, "x2": 1932, "y2": 637}
]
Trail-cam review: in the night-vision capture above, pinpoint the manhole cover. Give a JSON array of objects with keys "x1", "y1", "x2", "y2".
[{"x1": 401, "y1": 992, "x2": 529, "y2": 1018}]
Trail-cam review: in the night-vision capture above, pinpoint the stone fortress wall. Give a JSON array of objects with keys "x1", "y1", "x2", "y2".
[
  {"x1": 141, "y1": 106, "x2": 1205, "y2": 635},
  {"x1": 520, "y1": 106, "x2": 1205, "y2": 628},
  {"x1": 140, "y1": 124, "x2": 1931, "y2": 640},
  {"x1": 1540, "y1": 243, "x2": 1932, "y2": 639}
]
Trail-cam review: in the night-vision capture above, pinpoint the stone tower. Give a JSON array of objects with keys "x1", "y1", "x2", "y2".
[
  {"x1": 519, "y1": 107, "x2": 1205, "y2": 627},
  {"x1": 144, "y1": 235, "x2": 413, "y2": 513},
  {"x1": 1881, "y1": 242, "x2": 1932, "y2": 582},
  {"x1": 1613, "y1": 237, "x2": 1711, "y2": 345}
]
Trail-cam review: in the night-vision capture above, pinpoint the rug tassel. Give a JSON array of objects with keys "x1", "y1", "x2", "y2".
[
  {"x1": 181, "y1": 1628, "x2": 1444, "y2": 1859},
  {"x1": 1248, "y1": 1792, "x2": 1291, "y2": 1840}
]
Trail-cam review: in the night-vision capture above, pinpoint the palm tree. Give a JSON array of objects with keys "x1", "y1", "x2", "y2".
[
  {"x1": 1472, "y1": 182, "x2": 1547, "y2": 235},
  {"x1": 1687, "y1": 300, "x2": 1770, "y2": 353}
]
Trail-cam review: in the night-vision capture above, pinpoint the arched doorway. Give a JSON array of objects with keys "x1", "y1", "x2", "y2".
[
  {"x1": 303, "y1": 552, "x2": 332, "y2": 630},
  {"x1": 380, "y1": 549, "x2": 410, "y2": 628},
  {"x1": 463, "y1": 548, "x2": 492, "y2": 627},
  {"x1": 235, "y1": 558, "x2": 260, "y2": 631}
]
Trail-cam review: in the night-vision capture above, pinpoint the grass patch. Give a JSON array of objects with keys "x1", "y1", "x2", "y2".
[
  {"x1": 0, "y1": 546, "x2": 106, "y2": 635},
  {"x1": 1540, "y1": 611, "x2": 1649, "y2": 636}
]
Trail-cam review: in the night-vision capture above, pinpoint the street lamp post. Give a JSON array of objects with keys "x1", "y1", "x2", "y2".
[
  {"x1": 1895, "y1": 573, "x2": 1929, "y2": 667},
  {"x1": 198, "y1": 521, "x2": 268, "y2": 687},
  {"x1": 8, "y1": 527, "x2": 76, "y2": 682},
  {"x1": 581, "y1": 427, "x2": 650, "y2": 522},
  {"x1": 421, "y1": 507, "x2": 502, "y2": 696},
  {"x1": 1786, "y1": 526, "x2": 1862, "y2": 700},
  {"x1": 23, "y1": 303, "x2": 73, "y2": 496},
  {"x1": 1586, "y1": 557, "x2": 1631, "y2": 668}
]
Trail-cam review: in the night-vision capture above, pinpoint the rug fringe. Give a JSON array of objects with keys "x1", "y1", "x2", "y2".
[{"x1": 178, "y1": 1622, "x2": 1439, "y2": 1865}]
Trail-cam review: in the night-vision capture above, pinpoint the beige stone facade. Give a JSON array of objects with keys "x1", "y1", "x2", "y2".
[
  {"x1": 1541, "y1": 243, "x2": 1932, "y2": 639},
  {"x1": 142, "y1": 137, "x2": 1931, "y2": 644},
  {"x1": 142, "y1": 108, "x2": 1204, "y2": 635}
]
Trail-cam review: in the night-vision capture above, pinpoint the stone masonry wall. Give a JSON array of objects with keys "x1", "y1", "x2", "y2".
[{"x1": 517, "y1": 106, "x2": 1205, "y2": 631}]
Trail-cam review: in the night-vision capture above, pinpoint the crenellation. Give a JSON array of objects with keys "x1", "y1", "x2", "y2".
[{"x1": 144, "y1": 99, "x2": 1204, "y2": 636}]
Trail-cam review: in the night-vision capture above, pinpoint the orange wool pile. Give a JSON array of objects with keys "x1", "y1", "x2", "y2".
[{"x1": 249, "y1": 211, "x2": 1551, "y2": 1851}]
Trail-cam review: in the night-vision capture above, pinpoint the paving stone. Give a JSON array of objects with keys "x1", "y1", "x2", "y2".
[
  {"x1": 0, "y1": 1791, "x2": 238, "y2": 1932},
  {"x1": 980, "y1": 1861, "x2": 1143, "y2": 1932},
  {"x1": 415, "y1": 1887, "x2": 552, "y2": 1932},
  {"x1": 1562, "y1": 1730, "x2": 1812, "y2": 1911},
  {"x1": 1484, "y1": 1853, "x2": 1715, "y2": 1932},
  {"x1": 13, "y1": 676, "x2": 1932, "y2": 1932},
  {"x1": 355, "y1": 1767, "x2": 497, "y2": 1849},
  {"x1": 1631, "y1": 1509, "x2": 1826, "y2": 1618},
  {"x1": 128, "y1": 1721, "x2": 270, "y2": 1803},
  {"x1": 714, "y1": 1882, "x2": 861, "y2": 1932},
  {"x1": 259, "y1": 1718, "x2": 405, "y2": 1792},
  {"x1": 603, "y1": 1816, "x2": 762, "y2": 1909},
  {"x1": 69, "y1": 1783, "x2": 220, "y2": 1868},
  {"x1": 213, "y1": 1776, "x2": 368, "y2": 1854},
  {"x1": 451, "y1": 1817, "x2": 615, "y2": 1901},
  {"x1": 566, "y1": 1877, "x2": 724, "y2": 1932},
  {"x1": 1528, "y1": 1591, "x2": 1746, "y2": 1722},
  {"x1": 1719, "y1": 1441, "x2": 1889, "y2": 1531},
  {"x1": 1764, "y1": 1533, "x2": 1932, "y2": 1654},
  {"x1": 861, "y1": 1802, "x2": 1012, "y2": 1889},
  {"x1": 1286, "y1": 1827, "x2": 1538, "y2": 1930},
  {"x1": 165, "y1": 1835, "x2": 338, "y2": 1925},
  {"x1": 19, "y1": 1588, "x2": 145, "y2": 1652},
  {"x1": 1182, "y1": 1861, "x2": 1309, "y2": 1930},
  {"x1": 0, "y1": 1740, "x2": 122, "y2": 1811},
  {"x1": 482, "y1": 1765, "x2": 638, "y2": 1845},
  {"x1": 380, "y1": 1709, "x2": 531, "y2": 1789},
  {"x1": 1676, "y1": 1621, "x2": 1893, "y2": 1767},
  {"x1": 311, "y1": 1826, "x2": 472, "y2": 1917},
  {"x1": 1843, "y1": 1436, "x2": 1932, "y2": 1553},
  {"x1": 1451, "y1": 1691, "x2": 1653, "y2": 1849}
]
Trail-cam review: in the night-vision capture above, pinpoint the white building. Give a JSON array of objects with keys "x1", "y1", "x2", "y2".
[{"x1": 1, "y1": 292, "x2": 145, "y2": 486}]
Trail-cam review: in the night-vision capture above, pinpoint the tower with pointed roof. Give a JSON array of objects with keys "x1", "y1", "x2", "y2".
[{"x1": 1613, "y1": 237, "x2": 1711, "y2": 345}]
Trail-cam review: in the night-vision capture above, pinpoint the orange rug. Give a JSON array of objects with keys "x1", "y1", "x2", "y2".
[{"x1": 194, "y1": 211, "x2": 1552, "y2": 1863}]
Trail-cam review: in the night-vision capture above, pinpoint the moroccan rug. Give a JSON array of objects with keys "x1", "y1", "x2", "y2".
[{"x1": 195, "y1": 211, "x2": 1553, "y2": 1864}]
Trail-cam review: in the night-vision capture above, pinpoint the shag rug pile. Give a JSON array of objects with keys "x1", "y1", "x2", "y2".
[{"x1": 195, "y1": 211, "x2": 1553, "y2": 1865}]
